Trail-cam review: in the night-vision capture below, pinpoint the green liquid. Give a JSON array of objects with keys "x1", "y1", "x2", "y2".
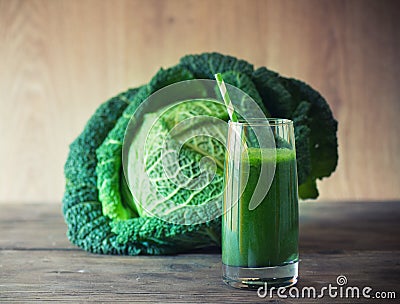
[{"x1": 222, "y1": 148, "x2": 299, "y2": 267}]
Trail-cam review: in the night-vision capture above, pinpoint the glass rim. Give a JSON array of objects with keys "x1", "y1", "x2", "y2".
[{"x1": 229, "y1": 118, "x2": 293, "y2": 126}]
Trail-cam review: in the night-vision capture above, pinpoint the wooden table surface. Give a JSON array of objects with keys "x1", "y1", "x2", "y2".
[{"x1": 1, "y1": 201, "x2": 399, "y2": 303}]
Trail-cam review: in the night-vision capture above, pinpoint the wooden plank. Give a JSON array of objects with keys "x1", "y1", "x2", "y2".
[
  {"x1": 0, "y1": 202, "x2": 399, "y2": 302},
  {"x1": 300, "y1": 201, "x2": 400, "y2": 251},
  {"x1": 0, "y1": 0, "x2": 400, "y2": 203},
  {"x1": 0, "y1": 250, "x2": 399, "y2": 303},
  {"x1": 0, "y1": 203, "x2": 73, "y2": 250},
  {"x1": 1, "y1": 202, "x2": 399, "y2": 251}
]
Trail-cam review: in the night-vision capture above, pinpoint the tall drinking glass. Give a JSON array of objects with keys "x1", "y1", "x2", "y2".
[{"x1": 222, "y1": 118, "x2": 299, "y2": 289}]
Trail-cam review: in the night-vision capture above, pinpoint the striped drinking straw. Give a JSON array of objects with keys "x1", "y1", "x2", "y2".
[
  {"x1": 215, "y1": 72, "x2": 248, "y2": 152},
  {"x1": 214, "y1": 73, "x2": 239, "y2": 123}
]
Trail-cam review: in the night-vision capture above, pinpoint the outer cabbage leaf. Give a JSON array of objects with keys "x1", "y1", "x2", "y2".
[
  {"x1": 219, "y1": 71, "x2": 269, "y2": 116},
  {"x1": 252, "y1": 67, "x2": 338, "y2": 198},
  {"x1": 180, "y1": 52, "x2": 254, "y2": 79}
]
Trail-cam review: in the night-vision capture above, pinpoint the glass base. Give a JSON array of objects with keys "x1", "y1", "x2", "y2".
[{"x1": 222, "y1": 261, "x2": 298, "y2": 290}]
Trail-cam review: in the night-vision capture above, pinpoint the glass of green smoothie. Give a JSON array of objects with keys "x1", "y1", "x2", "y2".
[{"x1": 222, "y1": 118, "x2": 299, "y2": 289}]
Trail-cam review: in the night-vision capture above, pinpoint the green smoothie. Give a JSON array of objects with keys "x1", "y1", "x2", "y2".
[{"x1": 222, "y1": 147, "x2": 299, "y2": 268}]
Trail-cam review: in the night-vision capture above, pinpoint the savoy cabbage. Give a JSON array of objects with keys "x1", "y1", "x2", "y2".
[{"x1": 63, "y1": 52, "x2": 338, "y2": 255}]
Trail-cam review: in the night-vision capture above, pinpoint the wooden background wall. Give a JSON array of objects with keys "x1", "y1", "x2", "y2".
[{"x1": 0, "y1": 0, "x2": 399, "y2": 204}]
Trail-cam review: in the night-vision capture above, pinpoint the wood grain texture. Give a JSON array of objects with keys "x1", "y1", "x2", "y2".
[
  {"x1": 0, "y1": 0, "x2": 399, "y2": 203},
  {"x1": 0, "y1": 202, "x2": 399, "y2": 303}
]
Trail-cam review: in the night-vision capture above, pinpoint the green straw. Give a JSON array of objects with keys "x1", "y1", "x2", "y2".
[{"x1": 215, "y1": 73, "x2": 238, "y2": 122}]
